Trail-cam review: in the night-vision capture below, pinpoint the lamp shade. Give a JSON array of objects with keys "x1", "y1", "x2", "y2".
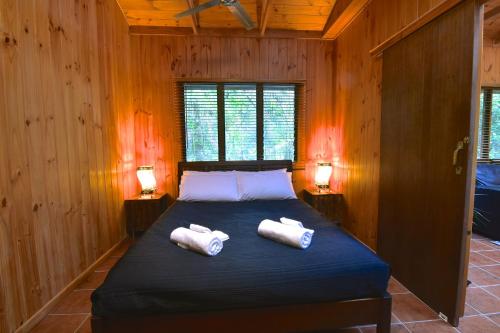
[
  {"x1": 137, "y1": 166, "x2": 157, "y2": 194},
  {"x1": 314, "y1": 162, "x2": 332, "y2": 189}
]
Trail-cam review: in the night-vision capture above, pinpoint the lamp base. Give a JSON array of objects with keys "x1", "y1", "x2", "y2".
[
  {"x1": 140, "y1": 190, "x2": 155, "y2": 199},
  {"x1": 316, "y1": 185, "x2": 330, "y2": 194}
]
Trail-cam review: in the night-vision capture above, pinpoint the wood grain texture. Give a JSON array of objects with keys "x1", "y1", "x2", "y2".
[
  {"x1": 0, "y1": 0, "x2": 135, "y2": 331},
  {"x1": 130, "y1": 35, "x2": 335, "y2": 198},
  {"x1": 378, "y1": 1, "x2": 480, "y2": 324},
  {"x1": 483, "y1": 42, "x2": 500, "y2": 86},
  {"x1": 116, "y1": 0, "x2": 336, "y2": 31},
  {"x1": 322, "y1": 0, "x2": 371, "y2": 39},
  {"x1": 333, "y1": 0, "x2": 459, "y2": 249},
  {"x1": 484, "y1": 0, "x2": 500, "y2": 42}
]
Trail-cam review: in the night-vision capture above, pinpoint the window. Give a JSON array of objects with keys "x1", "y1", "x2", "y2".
[
  {"x1": 477, "y1": 88, "x2": 500, "y2": 161},
  {"x1": 184, "y1": 84, "x2": 219, "y2": 161},
  {"x1": 181, "y1": 83, "x2": 299, "y2": 162}
]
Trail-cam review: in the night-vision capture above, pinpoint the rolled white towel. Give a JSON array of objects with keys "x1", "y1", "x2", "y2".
[
  {"x1": 189, "y1": 224, "x2": 230, "y2": 241},
  {"x1": 189, "y1": 224, "x2": 212, "y2": 233},
  {"x1": 258, "y1": 219, "x2": 314, "y2": 249},
  {"x1": 280, "y1": 217, "x2": 304, "y2": 228},
  {"x1": 170, "y1": 227, "x2": 223, "y2": 256},
  {"x1": 212, "y1": 230, "x2": 230, "y2": 241}
]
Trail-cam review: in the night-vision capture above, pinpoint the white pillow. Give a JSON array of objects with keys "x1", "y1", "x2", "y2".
[
  {"x1": 178, "y1": 173, "x2": 239, "y2": 201},
  {"x1": 237, "y1": 171, "x2": 297, "y2": 200}
]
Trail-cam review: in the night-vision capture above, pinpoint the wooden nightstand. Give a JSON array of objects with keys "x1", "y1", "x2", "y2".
[
  {"x1": 303, "y1": 188, "x2": 344, "y2": 223},
  {"x1": 125, "y1": 193, "x2": 170, "y2": 238}
]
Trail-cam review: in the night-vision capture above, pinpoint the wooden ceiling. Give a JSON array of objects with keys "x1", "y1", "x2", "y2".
[
  {"x1": 116, "y1": 0, "x2": 336, "y2": 30},
  {"x1": 484, "y1": 0, "x2": 500, "y2": 43},
  {"x1": 115, "y1": 0, "x2": 371, "y2": 38},
  {"x1": 116, "y1": 0, "x2": 500, "y2": 42}
]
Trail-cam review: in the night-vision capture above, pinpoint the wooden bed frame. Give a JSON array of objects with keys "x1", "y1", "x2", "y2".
[{"x1": 92, "y1": 160, "x2": 392, "y2": 333}]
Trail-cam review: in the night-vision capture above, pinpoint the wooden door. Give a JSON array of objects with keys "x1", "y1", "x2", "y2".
[{"x1": 377, "y1": 0, "x2": 482, "y2": 326}]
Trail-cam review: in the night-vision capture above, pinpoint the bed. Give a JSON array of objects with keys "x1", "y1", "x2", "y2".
[
  {"x1": 473, "y1": 163, "x2": 500, "y2": 240},
  {"x1": 91, "y1": 160, "x2": 392, "y2": 333}
]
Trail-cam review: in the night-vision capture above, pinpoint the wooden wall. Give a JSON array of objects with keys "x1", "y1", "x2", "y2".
[
  {"x1": 483, "y1": 39, "x2": 500, "y2": 86},
  {"x1": 333, "y1": 0, "x2": 452, "y2": 249},
  {"x1": 0, "y1": 0, "x2": 134, "y2": 331},
  {"x1": 130, "y1": 35, "x2": 336, "y2": 197}
]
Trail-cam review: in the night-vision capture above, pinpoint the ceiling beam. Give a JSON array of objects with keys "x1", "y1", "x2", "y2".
[
  {"x1": 259, "y1": 0, "x2": 273, "y2": 36},
  {"x1": 129, "y1": 26, "x2": 323, "y2": 40},
  {"x1": 186, "y1": 0, "x2": 199, "y2": 35},
  {"x1": 322, "y1": 0, "x2": 371, "y2": 39},
  {"x1": 485, "y1": 5, "x2": 500, "y2": 21}
]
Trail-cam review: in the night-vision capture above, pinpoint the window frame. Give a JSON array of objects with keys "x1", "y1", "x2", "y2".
[
  {"x1": 179, "y1": 81, "x2": 301, "y2": 162},
  {"x1": 478, "y1": 87, "x2": 500, "y2": 163}
]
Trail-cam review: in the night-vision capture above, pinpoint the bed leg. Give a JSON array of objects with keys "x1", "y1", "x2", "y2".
[{"x1": 376, "y1": 295, "x2": 392, "y2": 333}]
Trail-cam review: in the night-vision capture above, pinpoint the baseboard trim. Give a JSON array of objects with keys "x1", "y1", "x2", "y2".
[{"x1": 15, "y1": 237, "x2": 128, "y2": 333}]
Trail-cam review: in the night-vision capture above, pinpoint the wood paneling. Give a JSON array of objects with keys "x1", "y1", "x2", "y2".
[
  {"x1": 483, "y1": 42, "x2": 500, "y2": 86},
  {"x1": 130, "y1": 35, "x2": 335, "y2": 198},
  {"x1": 333, "y1": 0, "x2": 457, "y2": 249},
  {"x1": 378, "y1": 1, "x2": 480, "y2": 324},
  {"x1": 0, "y1": 0, "x2": 134, "y2": 331},
  {"x1": 484, "y1": 0, "x2": 500, "y2": 42},
  {"x1": 116, "y1": 0, "x2": 336, "y2": 31},
  {"x1": 322, "y1": 0, "x2": 372, "y2": 39}
]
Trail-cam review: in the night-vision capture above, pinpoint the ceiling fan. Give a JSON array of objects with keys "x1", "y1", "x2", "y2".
[{"x1": 175, "y1": 0, "x2": 256, "y2": 31}]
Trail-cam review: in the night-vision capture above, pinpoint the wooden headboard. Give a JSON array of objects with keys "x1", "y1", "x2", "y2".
[{"x1": 178, "y1": 160, "x2": 293, "y2": 185}]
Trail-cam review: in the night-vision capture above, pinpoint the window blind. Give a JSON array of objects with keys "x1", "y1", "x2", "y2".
[
  {"x1": 490, "y1": 90, "x2": 500, "y2": 160},
  {"x1": 478, "y1": 88, "x2": 500, "y2": 161},
  {"x1": 263, "y1": 84, "x2": 296, "y2": 160},
  {"x1": 224, "y1": 84, "x2": 257, "y2": 161},
  {"x1": 184, "y1": 83, "x2": 219, "y2": 161},
  {"x1": 179, "y1": 82, "x2": 302, "y2": 162}
]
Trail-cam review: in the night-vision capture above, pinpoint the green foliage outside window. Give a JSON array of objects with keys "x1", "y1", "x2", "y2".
[
  {"x1": 183, "y1": 83, "x2": 297, "y2": 162},
  {"x1": 477, "y1": 88, "x2": 500, "y2": 161}
]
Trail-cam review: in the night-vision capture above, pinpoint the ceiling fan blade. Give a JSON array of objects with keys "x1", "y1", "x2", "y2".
[
  {"x1": 227, "y1": 1, "x2": 256, "y2": 30},
  {"x1": 175, "y1": 0, "x2": 220, "y2": 19}
]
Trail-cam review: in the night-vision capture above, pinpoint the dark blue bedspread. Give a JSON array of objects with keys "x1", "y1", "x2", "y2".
[{"x1": 92, "y1": 200, "x2": 390, "y2": 317}]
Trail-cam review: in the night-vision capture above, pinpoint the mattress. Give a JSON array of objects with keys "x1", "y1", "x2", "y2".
[{"x1": 92, "y1": 199, "x2": 390, "y2": 317}]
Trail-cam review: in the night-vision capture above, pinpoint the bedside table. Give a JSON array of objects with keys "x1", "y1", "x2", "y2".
[
  {"x1": 125, "y1": 193, "x2": 170, "y2": 238},
  {"x1": 303, "y1": 188, "x2": 343, "y2": 223}
]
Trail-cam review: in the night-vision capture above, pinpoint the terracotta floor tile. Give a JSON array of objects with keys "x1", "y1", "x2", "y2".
[
  {"x1": 405, "y1": 320, "x2": 457, "y2": 333},
  {"x1": 478, "y1": 240, "x2": 500, "y2": 249},
  {"x1": 50, "y1": 290, "x2": 93, "y2": 314},
  {"x1": 463, "y1": 303, "x2": 480, "y2": 317},
  {"x1": 30, "y1": 314, "x2": 87, "y2": 333},
  {"x1": 359, "y1": 324, "x2": 408, "y2": 333},
  {"x1": 481, "y1": 265, "x2": 500, "y2": 278},
  {"x1": 392, "y1": 314, "x2": 401, "y2": 324},
  {"x1": 76, "y1": 271, "x2": 108, "y2": 290},
  {"x1": 467, "y1": 267, "x2": 499, "y2": 286},
  {"x1": 486, "y1": 313, "x2": 500, "y2": 326},
  {"x1": 465, "y1": 288, "x2": 500, "y2": 314},
  {"x1": 391, "y1": 294, "x2": 438, "y2": 323},
  {"x1": 469, "y1": 252, "x2": 497, "y2": 266},
  {"x1": 95, "y1": 255, "x2": 121, "y2": 272},
  {"x1": 478, "y1": 250, "x2": 500, "y2": 262},
  {"x1": 470, "y1": 240, "x2": 495, "y2": 252},
  {"x1": 389, "y1": 277, "x2": 409, "y2": 294},
  {"x1": 457, "y1": 315, "x2": 499, "y2": 333},
  {"x1": 482, "y1": 285, "x2": 500, "y2": 298},
  {"x1": 472, "y1": 233, "x2": 487, "y2": 240},
  {"x1": 75, "y1": 316, "x2": 92, "y2": 333},
  {"x1": 469, "y1": 252, "x2": 498, "y2": 266}
]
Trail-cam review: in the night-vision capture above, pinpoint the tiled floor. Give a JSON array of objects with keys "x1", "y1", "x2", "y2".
[{"x1": 30, "y1": 235, "x2": 500, "y2": 333}]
